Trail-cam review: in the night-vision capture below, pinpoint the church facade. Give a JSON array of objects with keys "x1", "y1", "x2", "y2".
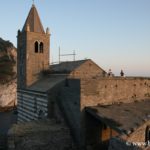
[{"x1": 17, "y1": 4, "x2": 150, "y2": 150}]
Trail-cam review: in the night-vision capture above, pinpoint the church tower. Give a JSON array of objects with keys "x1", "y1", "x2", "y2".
[{"x1": 17, "y1": 4, "x2": 50, "y2": 88}]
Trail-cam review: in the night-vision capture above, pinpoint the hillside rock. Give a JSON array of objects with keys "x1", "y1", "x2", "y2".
[
  {"x1": 0, "y1": 38, "x2": 17, "y2": 109},
  {"x1": 0, "y1": 38, "x2": 17, "y2": 84},
  {"x1": 0, "y1": 79, "x2": 17, "y2": 108}
]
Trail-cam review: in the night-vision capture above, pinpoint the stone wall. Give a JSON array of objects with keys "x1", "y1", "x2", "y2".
[
  {"x1": 17, "y1": 32, "x2": 26, "y2": 89},
  {"x1": 26, "y1": 32, "x2": 50, "y2": 87},
  {"x1": 79, "y1": 77, "x2": 150, "y2": 148},
  {"x1": 58, "y1": 77, "x2": 150, "y2": 148},
  {"x1": 69, "y1": 59, "x2": 106, "y2": 79},
  {"x1": 108, "y1": 121, "x2": 150, "y2": 150},
  {"x1": 56, "y1": 79, "x2": 81, "y2": 146},
  {"x1": 17, "y1": 29, "x2": 50, "y2": 88},
  {"x1": 126, "y1": 120, "x2": 150, "y2": 148},
  {"x1": 80, "y1": 77, "x2": 150, "y2": 109},
  {"x1": 17, "y1": 76, "x2": 150, "y2": 148}
]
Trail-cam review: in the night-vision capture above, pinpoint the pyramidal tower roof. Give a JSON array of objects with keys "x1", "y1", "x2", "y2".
[{"x1": 22, "y1": 4, "x2": 45, "y2": 33}]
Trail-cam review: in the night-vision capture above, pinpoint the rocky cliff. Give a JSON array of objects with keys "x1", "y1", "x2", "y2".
[
  {"x1": 0, "y1": 79, "x2": 17, "y2": 109},
  {"x1": 0, "y1": 38, "x2": 17, "y2": 110}
]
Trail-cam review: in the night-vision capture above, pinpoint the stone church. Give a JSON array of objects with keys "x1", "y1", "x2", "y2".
[{"x1": 17, "y1": 4, "x2": 150, "y2": 150}]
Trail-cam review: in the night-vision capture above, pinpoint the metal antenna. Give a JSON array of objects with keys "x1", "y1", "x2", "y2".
[
  {"x1": 59, "y1": 49, "x2": 76, "y2": 63},
  {"x1": 59, "y1": 46, "x2": 60, "y2": 64},
  {"x1": 73, "y1": 50, "x2": 76, "y2": 61}
]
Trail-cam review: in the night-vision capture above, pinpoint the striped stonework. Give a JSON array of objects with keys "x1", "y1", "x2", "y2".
[{"x1": 17, "y1": 89, "x2": 48, "y2": 122}]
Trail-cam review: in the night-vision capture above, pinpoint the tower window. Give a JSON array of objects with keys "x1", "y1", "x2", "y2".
[
  {"x1": 35, "y1": 41, "x2": 39, "y2": 53},
  {"x1": 40, "y1": 42, "x2": 44, "y2": 53}
]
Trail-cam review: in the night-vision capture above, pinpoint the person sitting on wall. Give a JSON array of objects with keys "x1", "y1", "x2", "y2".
[
  {"x1": 108, "y1": 69, "x2": 112, "y2": 77},
  {"x1": 120, "y1": 70, "x2": 124, "y2": 77}
]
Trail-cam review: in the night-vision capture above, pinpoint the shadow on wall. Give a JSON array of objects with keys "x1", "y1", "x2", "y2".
[
  {"x1": 47, "y1": 78, "x2": 82, "y2": 147},
  {"x1": 84, "y1": 112, "x2": 119, "y2": 150},
  {"x1": 58, "y1": 79, "x2": 81, "y2": 146},
  {"x1": 47, "y1": 78, "x2": 121, "y2": 149}
]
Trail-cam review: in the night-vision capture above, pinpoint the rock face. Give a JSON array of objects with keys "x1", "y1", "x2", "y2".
[
  {"x1": 0, "y1": 79, "x2": 17, "y2": 108},
  {"x1": 0, "y1": 38, "x2": 17, "y2": 109}
]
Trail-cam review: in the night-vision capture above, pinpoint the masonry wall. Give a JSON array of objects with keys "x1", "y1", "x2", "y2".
[
  {"x1": 17, "y1": 89, "x2": 48, "y2": 122},
  {"x1": 17, "y1": 32, "x2": 26, "y2": 88},
  {"x1": 17, "y1": 31, "x2": 50, "y2": 88},
  {"x1": 108, "y1": 121, "x2": 150, "y2": 150},
  {"x1": 126, "y1": 120, "x2": 150, "y2": 148},
  {"x1": 56, "y1": 79, "x2": 81, "y2": 147},
  {"x1": 47, "y1": 81, "x2": 66, "y2": 123},
  {"x1": 69, "y1": 60, "x2": 106, "y2": 79},
  {"x1": 80, "y1": 77, "x2": 150, "y2": 109},
  {"x1": 26, "y1": 32, "x2": 50, "y2": 87}
]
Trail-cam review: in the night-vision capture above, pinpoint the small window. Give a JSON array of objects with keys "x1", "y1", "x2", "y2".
[
  {"x1": 40, "y1": 42, "x2": 44, "y2": 53},
  {"x1": 35, "y1": 41, "x2": 39, "y2": 53},
  {"x1": 145, "y1": 126, "x2": 150, "y2": 146}
]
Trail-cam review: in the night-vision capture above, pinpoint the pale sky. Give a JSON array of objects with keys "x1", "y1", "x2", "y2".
[{"x1": 0, "y1": 0, "x2": 150, "y2": 76}]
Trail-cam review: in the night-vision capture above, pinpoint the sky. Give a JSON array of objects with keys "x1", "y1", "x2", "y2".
[{"x1": 0, "y1": 0, "x2": 150, "y2": 76}]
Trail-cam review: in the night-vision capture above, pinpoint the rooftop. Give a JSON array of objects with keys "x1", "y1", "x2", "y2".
[
  {"x1": 86, "y1": 100, "x2": 150, "y2": 135},
  {"x1": 50, "y1": 59, "x2": 105, "y2": 74},
  {"x1": 28, "y1": 74, "x2": 67, "y2": 92},
  {"x1": 50, "y1": 60, "x2": 89, "y2": 73}
]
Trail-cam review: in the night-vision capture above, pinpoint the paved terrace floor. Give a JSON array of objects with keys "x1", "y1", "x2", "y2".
[{"x1": 85, "y1": 99, "x2": 150, "y2": 135}]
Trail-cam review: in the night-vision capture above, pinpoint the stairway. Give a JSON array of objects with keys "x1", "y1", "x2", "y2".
[{"x1": 0, "y1": 135, "x2": 7, "y2": 150}]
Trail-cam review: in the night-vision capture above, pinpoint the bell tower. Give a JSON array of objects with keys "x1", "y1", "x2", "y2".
[{"x1": 17, "y1": 4, "x2": 50, "y2": 88}]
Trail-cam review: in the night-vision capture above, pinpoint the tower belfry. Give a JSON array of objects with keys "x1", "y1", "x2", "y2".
[
  {"x1": 22, "y1": 4, "x2": 45, "y2": 33},
  {"x1": 17, "y1": 4, "x2": 50, "y2": 88}
]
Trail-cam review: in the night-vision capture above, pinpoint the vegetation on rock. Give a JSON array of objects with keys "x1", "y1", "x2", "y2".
[{"x1": 0, "y1": 38, "x2": 17, "y2": 84}]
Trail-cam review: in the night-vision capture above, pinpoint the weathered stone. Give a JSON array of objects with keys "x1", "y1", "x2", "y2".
[
  {"x1": 8, "y1": 119, "x2": 77, "y2": 150},
  {"x1": 0, "y1": 79, "x2": 17, "y2": 108}
]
